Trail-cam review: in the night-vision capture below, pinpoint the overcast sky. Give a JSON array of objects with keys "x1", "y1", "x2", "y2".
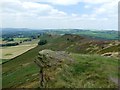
[{"x1": 0, "y1": 0, "x2": 119, "y2": 30}]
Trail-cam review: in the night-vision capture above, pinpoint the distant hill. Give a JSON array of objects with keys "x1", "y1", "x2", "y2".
[
  {"x1": 1, "y1": 28, "x2": 118, "y2": 40},
  {"x1": 46, "y1": 29, "x2": 118, "y2": 40}
]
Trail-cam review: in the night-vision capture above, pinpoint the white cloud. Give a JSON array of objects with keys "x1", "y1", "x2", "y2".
[
  {"x1": 1, "y1": 0, "x2": 23, "y2": 13},
  {"x1": 49, "y1": 9, "x2": 67, "y2": 16},
  {"x1": 44, "y1": 0, "x2": 80, "y2": 5},
  {"x1": 83, "y1": 0, "x2": 117, "y2": 4},
  {"x1": 1, "y1": 0, "x2": 67, "y2": 17},
  {"x1": 93, "y1": 0, "x2": 118, "y2": 19},
  {"x1": 96, "y1": 1, "x2": 117, "y2": 13},
  {"x1": 31, "y1": 0, "x2": 119, "y2": 5},
  {"x1": 84, "y1": 5, "x2": 91, "y2": 9},
  {"x1": 71, "y1": 13, "x2": 78, "y2": 17},
  {"x1": 0, "y1": 0, "x2": 118, "y2": 30}
]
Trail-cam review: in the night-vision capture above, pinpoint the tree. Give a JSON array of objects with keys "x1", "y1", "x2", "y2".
[
  {"x1": 1, "y1": 42, "x2": 19, "y2": 47},
  {"x1": 38, "y1": 40, "x2": 47, "y2": 45},
  {"x1": 3, "y1": 38, "x2": 14, "y2": 41}
]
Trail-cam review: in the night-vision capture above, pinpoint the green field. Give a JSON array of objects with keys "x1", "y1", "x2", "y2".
[
  {"x1": 14, "y1": 38, "x2": 30, "y2": 42},
  {"x1": 48, "y1": 30, "x2": 118, "y2": 40},
  {"x1": 77, "y1": 31, "x2": 118, "y2": 40}
]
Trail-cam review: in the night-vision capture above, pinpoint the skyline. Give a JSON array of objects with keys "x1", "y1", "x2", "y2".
[{"x1": 1, "y1": 0, "x2": 119, "y2": 30}]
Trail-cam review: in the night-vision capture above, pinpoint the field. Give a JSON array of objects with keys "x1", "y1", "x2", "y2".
[
  {"x1": 0, "y1": 38, "x2": 4, "y2": 44},
  {"x1": 1, "y1": 44, "x2": 37, "y2": 59},
  {"x1": 48, "y1": 30, "x2": 118, "y2": 40},
  {"x1": 13, "y1": 38, "x2": 30, "y2": 42},
  {"x1": 1, "y1": 39, "x2": 39, "y2": 63}
]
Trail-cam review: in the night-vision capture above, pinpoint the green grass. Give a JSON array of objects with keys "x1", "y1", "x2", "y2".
[
  {"x1": 2, "y1": 47, "x2": 118, "y2": 88},
  {"x1": 52, "y1": 54, "x2": 118, "y2": 88},
  {"x1": 71, "y1": 54, "x2": 118, "y2": 77},
  {"x1": 47, "y1": 30, "x2": 118, "y2": 40},
  {"x1": 78, "y1": 32, "x2": 118, "y2": 40},
  {"x1": 2, "y1": 46, "x2": 41, "y2": 73},
  {"x1": 3, "y1": 63, "x2": 39, "y2": 88},
  {"x1": 2, "y1": 35, "x2": 119, "y2": 88},
  {"x1": 13, "y1": 38, "x2": 29, "y2": 42},
  {"x1": 1, "y1": 59, "x2": 10, "y2": 64},
  {"x1": 2, "y1": 45, "x2": 45, "y2": 88},
  {"x1": 4, "y1": 53, "x2": 13, "y2": 56},
  {"x1": 70, "y1": 30, "x2": 118, "y2": 40}
]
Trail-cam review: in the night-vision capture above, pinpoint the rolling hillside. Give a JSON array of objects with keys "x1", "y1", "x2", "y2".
[{"x1": 2, "y1": 34, "x2": 119, "y2": 88}]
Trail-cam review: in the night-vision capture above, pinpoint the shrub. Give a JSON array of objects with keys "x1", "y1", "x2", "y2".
[
  {"x1": 3, "y1": 38, "x2": 14, "y2": 41},
  {"x1": 38, "y1": 40, "x2": 47, "y2": 45},
  {"x1": 1, "y1": 42, "x2": 19, "y2": 47}
]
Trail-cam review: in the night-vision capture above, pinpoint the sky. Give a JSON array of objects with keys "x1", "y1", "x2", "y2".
[{"x1": 0, "y1": 0, "x2": 119, "y2": 30}]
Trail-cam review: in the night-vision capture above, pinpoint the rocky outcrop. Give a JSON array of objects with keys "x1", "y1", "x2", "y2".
[
  {"x1": 102, "y1": 52, "x2": 119, "y2": 58},
  {"x1": 34, "y1": 49, "x2": 74, "y2": 88}
]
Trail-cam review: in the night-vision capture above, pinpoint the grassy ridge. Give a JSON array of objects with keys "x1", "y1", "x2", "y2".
[
  {"x1": 56, "y1": 54, "x2": 118, "y2": 88},
  {"x1": 2, "y1": 34, "x2": 119, "y2": 88},
  {"x1": 2, "y1": 48, "x2": 118, "y2": 88},
  {"x1": 2, "y1": 46, "x2": 40, "y2": 88}
]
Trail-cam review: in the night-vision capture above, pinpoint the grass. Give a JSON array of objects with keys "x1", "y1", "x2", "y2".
[
  {"x1": 2, "y1": 46, "x2": 42, "y2": 73},
  {"x1": 2, "y1": 45, "x2": 42, "y2": 88},
  {"x1": 13, "y1": 38, "x2": 29, "y2": 42},
  {"x1": 76, "y1": 31, "x2": 118, "y2": 40},
  {"x1": 0, "y1": 38, "x2": 2, "y2": 44},
  {"x1": 2, "y1": 46, "x2": 118, "y2": 88},
  {"x1": 2, "y1": 35, "x2": 119, "y2": 88},
  {"x1": 4, "y1": 53, "x2": 13, "y2": 56},
  {"x1": 71, "y1": 54, "x2": 118, "y2": 78},
  {"x1": 3, "y1": 63, "x2": 39, "y2": 88},
  {"x1": 51, "y1": 54, "x2": 118, "y2": 88}
]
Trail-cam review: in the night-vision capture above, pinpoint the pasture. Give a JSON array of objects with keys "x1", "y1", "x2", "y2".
[
  {"x1": 0, "y1": 39, "x2": 39, "y2": 60},
  {"x1": 1, "y1": 44, "x2": 37, "y2": 60},
  {"x1": 13, "y1": 38, "x2": 29, "y2": 42}
]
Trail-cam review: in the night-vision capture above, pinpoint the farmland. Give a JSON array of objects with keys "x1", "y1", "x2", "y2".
[
  {"x1": 1, "y1": 29, "x2": 41, "y2": 61},
  {"x1": 13, "y1": 38, "x2": 30, "y2": 42},
  {"x1": 1, "y1": 39, "x2": 39, "y2": 63},
  {"x1": 1, "y1": 44, "x2": 37, "y2": 59}
]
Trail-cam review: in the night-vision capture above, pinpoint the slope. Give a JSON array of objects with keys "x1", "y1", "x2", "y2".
[{"x1": 2, "y1": 34, "x2": 119, "y2": 88}]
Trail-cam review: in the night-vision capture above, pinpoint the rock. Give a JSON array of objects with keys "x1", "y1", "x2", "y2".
[
  {"x1": 34, "y1": 49, "x2": 74, "y2": 88},
  {"x1": 102, "y1": 52, "x2": 119, "y2": 58}
]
